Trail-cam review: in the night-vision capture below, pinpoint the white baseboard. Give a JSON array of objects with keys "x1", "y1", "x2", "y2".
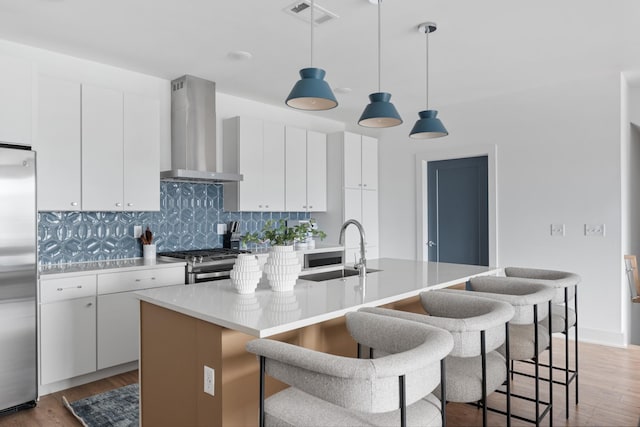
[
  {"x1": 577, "y1": 327, "x2": 627, "y2": 348},
  {"x1": 38, "y1": 361, "x2": 138, "y2": 397}
]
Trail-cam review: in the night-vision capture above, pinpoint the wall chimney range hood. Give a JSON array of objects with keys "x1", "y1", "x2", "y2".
[{"x1": 160, "y1": 75, "x2": 243, "y2": 183}]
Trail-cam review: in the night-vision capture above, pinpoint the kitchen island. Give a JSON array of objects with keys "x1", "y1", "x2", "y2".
[{"x1": 136, "y1": 258, "x2": 499, "y2": 427}]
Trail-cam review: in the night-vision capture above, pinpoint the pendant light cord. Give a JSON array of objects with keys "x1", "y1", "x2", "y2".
[
  {"x1": 425, "y1": 26, "x2": 429, "y2": 110},
  {"x1": 310, "y1": 0, "x2": 315, "y2": 67},
  {"x1": 377, "y1": 0, "x2": 382, "y2": 92}
]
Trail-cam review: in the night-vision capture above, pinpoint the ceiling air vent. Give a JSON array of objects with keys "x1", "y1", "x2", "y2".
[{"x1": 283, "y1": 1, "x2": 339, "y2": 25}]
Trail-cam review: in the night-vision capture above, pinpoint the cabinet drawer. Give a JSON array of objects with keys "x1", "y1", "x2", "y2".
[
  {"x1": 97, "y1": 266, "x2": 184, "y2": 295},
  {"x1": 40, "y1": 275, "x2": 97, "y2": 303}
]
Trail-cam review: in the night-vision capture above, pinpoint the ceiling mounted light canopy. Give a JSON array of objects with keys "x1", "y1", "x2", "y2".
[
  {"x1": 285, "y1": 0, "x2": 338, "y2": 110},
  {"x1": 410, "y1": 22, "x2": 448, "y2": 139},
  {"x1": 358, "y1": 0, "x2": 402, "y2": 128}
]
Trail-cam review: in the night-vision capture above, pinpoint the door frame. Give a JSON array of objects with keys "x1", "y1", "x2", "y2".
[{"x1": 416, "y1": 144, "x2": 498, "y2": 266}]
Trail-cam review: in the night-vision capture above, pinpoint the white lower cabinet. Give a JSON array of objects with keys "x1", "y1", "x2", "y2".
[
  {"x1": 96, "y1": 266, "x2": 184, "y2": 369},
  {"x1": 40, "y1": 296, "x2": 97, "y2": 385},
  {"x1": 39, "y1": 264, "x2": 184, "y2": 386},
  {"x1": 39, "y1": 274, "x2": 97, "y2": 385},
  {"x1": 97, "y1": 292, "x2": 139, "y2": 369}
]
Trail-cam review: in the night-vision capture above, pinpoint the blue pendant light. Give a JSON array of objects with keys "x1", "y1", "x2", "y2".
[
  {"x1": 410, "y1": 22, "x2": 448, "y2": 139},
  {"x1": 286, "y1": 0, "x2": 337, "y2": 111},
  {"x1": 358, "y1": 0, "x2": 402, "y2": 128}
]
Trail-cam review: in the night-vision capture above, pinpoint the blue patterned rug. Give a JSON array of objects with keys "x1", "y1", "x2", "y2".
[{"x1": 63, "y1": 383, "x2": 139, "y2": 427}]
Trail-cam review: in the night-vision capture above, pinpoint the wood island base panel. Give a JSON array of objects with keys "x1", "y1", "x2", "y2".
[{"x1": 140, "y1": 301, "x2": 361, "y2": 426}]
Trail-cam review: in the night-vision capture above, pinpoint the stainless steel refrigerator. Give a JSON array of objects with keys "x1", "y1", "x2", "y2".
[{"x1": 0, "y1": 144, "x2": 37, "y2": 413}]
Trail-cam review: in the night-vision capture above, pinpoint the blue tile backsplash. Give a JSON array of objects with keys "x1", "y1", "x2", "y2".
[{"x1": 38, "y1": 182, "x2": 310, "y2": 265}]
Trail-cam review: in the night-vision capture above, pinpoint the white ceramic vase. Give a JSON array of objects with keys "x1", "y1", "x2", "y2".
[
  {"x1": 230, "y1": 254, "x2": 262, "y2": 294},
  {"x1": 263, "y1": 245, "x2": 301, "y2": 292}
]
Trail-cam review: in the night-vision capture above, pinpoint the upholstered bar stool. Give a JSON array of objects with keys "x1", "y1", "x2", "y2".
[
  {"x1": 246, "y1": 311, "x2": 454, "y2": 427},
  {"x1": 467, "y1": 276, "x2": 556, "y2": 426},
  {"x1": 362, "y1": 290, "x2": 515, "y2": 427},
  {"x1": 504, "y1": 267, "x2": 581, "y2": 418}
]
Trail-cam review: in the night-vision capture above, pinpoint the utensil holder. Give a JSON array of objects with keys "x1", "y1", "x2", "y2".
[{"x1": 143, "y1": 244, "x2": 156, "y2": 260}]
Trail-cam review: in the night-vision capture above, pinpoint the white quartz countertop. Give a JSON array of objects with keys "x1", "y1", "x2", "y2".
[
  {"x1": 136, "y1": 258, "x2": 500, "y2": 338},
  {"x1": 39, "y1": 258, "x2": 186, "y2": 278}
]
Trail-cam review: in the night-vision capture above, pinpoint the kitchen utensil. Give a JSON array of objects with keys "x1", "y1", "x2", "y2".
[{"x1": 145, "y1": 227, "x2": 153, "y2": 244}]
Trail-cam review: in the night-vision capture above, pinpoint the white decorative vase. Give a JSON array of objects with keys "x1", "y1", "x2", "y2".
[
  {"x1": 230, "y1": 254, "x2": 262, "y2": 294},
  {"x1": 263, "y1": 245, "x2": 301, "y2": 292}
]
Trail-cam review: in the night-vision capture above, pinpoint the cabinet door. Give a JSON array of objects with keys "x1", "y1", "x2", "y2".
[
  {"x1": 36, "y1": 75, "x2": 81, "y2": 211},
  {"x1": 97, "y1": 292, "x2": 139, "y2": 369},
  {"x1": 123, "y1": 93, "x2": 160, "y2": 211},
  {"x1": 82, "y1": 85, "x2": 124, "y2": 211},
  {"x1": 343, "y1": 132, "x2": 362, "y2": 189},
  {"x1": 362, "y1": 189, "x2": 379, "y2": 248},
  {"x1": 262, "y1": 122, "x2": 285, "y2": 211},
  {"x1": 343, "y1": 188, "x2": 362, "y2": 251},
  {"x1": 40, "y1": 297, "x2": 96, "y2": 384},
  {"x1": 237, "y1": 117, "x2": 264, "y2": 210},
  {"x1": 306, "y1": 130, "x2": 327, "y2": 212},
  {"x1": 285, "y1": 126, "x2": 307, "y2": 211},
  {"x1": 361, "y1": 136, "x2": 378, "y2": 191},
  {"x1": 0, "y1": 54, "x2": 31, "y2": 146}
]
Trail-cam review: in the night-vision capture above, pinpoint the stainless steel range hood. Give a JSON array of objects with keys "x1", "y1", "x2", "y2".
[{"x1": 160, "y1": 75, "x2": 243, "y2": 183}]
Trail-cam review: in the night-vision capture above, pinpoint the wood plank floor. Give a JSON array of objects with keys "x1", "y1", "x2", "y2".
[{"x1": 0, "y1": 339, "x2": 638, "y2": 426}]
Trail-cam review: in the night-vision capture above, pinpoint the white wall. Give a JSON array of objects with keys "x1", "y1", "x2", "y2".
[{"x1": 377, "y1": 71, "x2": 625, "y2": 346}]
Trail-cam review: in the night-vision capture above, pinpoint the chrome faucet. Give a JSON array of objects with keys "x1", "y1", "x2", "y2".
[{"x1": 338, "y1": 219, "x2": 367, "y2": 277}]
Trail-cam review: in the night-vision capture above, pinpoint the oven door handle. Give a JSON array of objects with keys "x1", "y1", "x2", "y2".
[{"x1": 193, "y1": 271, "x2": 231, "y2": 280}]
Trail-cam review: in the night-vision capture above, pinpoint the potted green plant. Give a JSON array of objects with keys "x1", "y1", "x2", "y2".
[
  {"x1": 241, "y1": 219, "x2": 326, "y2": 292},
  {"x1": 241, "y1": 219, "x2": 326, "y2": 247}
]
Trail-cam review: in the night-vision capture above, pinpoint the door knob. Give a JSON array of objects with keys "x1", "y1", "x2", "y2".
[{"x1": 427, "y1": 241, "x2": 437, "y2": 247}]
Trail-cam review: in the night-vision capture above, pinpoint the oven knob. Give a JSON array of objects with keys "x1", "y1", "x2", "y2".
[
  {"x1": 199, "y1": 256, "x2": 204, "y2": 263},
  {"x1": 190, "y1": 256, "x2": 197, "y2": 264}
]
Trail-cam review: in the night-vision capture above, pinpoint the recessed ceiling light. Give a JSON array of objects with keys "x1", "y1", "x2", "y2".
[
  {"x1": 333, "y1": 87, "x2": 352, "y2": 94},
  {"x1": 227, "y1": 51, "x2": 253, "y2": 61},
  {"x1": 367, "y1": 0, "x2": 379, "y2": 4}
]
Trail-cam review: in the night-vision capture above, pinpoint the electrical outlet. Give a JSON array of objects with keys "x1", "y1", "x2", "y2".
[
  {"x1": 550, "y1": 224, "x2": 565, "y2": 237},
  {"x1": 584, "y1": 224, "x2": 605, "y2": 237},
  {"x1": 204, "y1": 366, "x2": 214, "y2": 396},
  {"x1": 217, "y1": 223, "x2": 227, "y2": 235},
  {"x1": 134, "y1": 225, "x2": 142, "y2": 238}
]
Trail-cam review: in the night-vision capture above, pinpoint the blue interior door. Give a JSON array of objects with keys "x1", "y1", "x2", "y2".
[{"x1": 427, "y1": 156, "x2": 488, "y2": 266}]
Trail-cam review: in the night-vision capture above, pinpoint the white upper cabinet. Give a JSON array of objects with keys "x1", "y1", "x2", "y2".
[
  {"x1": 285, "y1": 126, "x2": 308, "y2": 211},
  {"x1": 361, "y1": 135, "x2": 378, "y2": 191},
  {"x1": 0, "y1": 53, "x2": 32, "y2": 146},
  {"x1": 262, "y1": 122, "x2": 286, "y2": 211},
  {"x1": 35, "y1": 75, "x2": 81, "y2": 211},
  {"x1": 224, "y1": 116, "x2": 285, "y2": 211},
  {"x1": 343, "y1": 132, "x2": 378, "y2": 191},
  {"x1": 123, "y1": 93, "x2": 160, "y2": 211},
  {"x1": 343, "y1": 132, "x2": 362, "y2": 189},
  {"x1": 82, "y1": 84, "x2": 124, "y2": 211},
  {"x1": 285, "y1": 127, "x2": 327, "y2": 212},
  {"x1": 306, "y1": 130, "x2": 327, "y2": 212},
  {"x1": 78, "y1": 84, "x2": 160, "y2": 212}
]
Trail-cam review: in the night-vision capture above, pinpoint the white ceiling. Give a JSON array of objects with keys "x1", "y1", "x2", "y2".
[{"x1": 2, "y1": 0, "x2": 640, "y2": 127}]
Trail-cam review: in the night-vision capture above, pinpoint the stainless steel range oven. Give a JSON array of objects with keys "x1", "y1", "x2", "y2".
[{"x1": 158, "y1": 248, "x2": 247, "y2": 284}]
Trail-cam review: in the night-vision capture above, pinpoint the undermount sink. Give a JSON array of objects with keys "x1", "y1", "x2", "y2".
[{"x1": 301, "y1": 268, "x2": 381, "y2": 282}]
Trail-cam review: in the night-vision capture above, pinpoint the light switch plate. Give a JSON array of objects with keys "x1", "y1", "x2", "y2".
[
  {"x1": 217, "y1": 223, "x2": 227, "y2": 235},
  {"x1": 584, "y1": 224, "x2": 605, "y2": 237},
  {"x1": 134, "y1": 225, "x2": 142, "y2": 238},
  {"x1": 550, "y1": 224, "x2": 565, "y2": 237}
]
